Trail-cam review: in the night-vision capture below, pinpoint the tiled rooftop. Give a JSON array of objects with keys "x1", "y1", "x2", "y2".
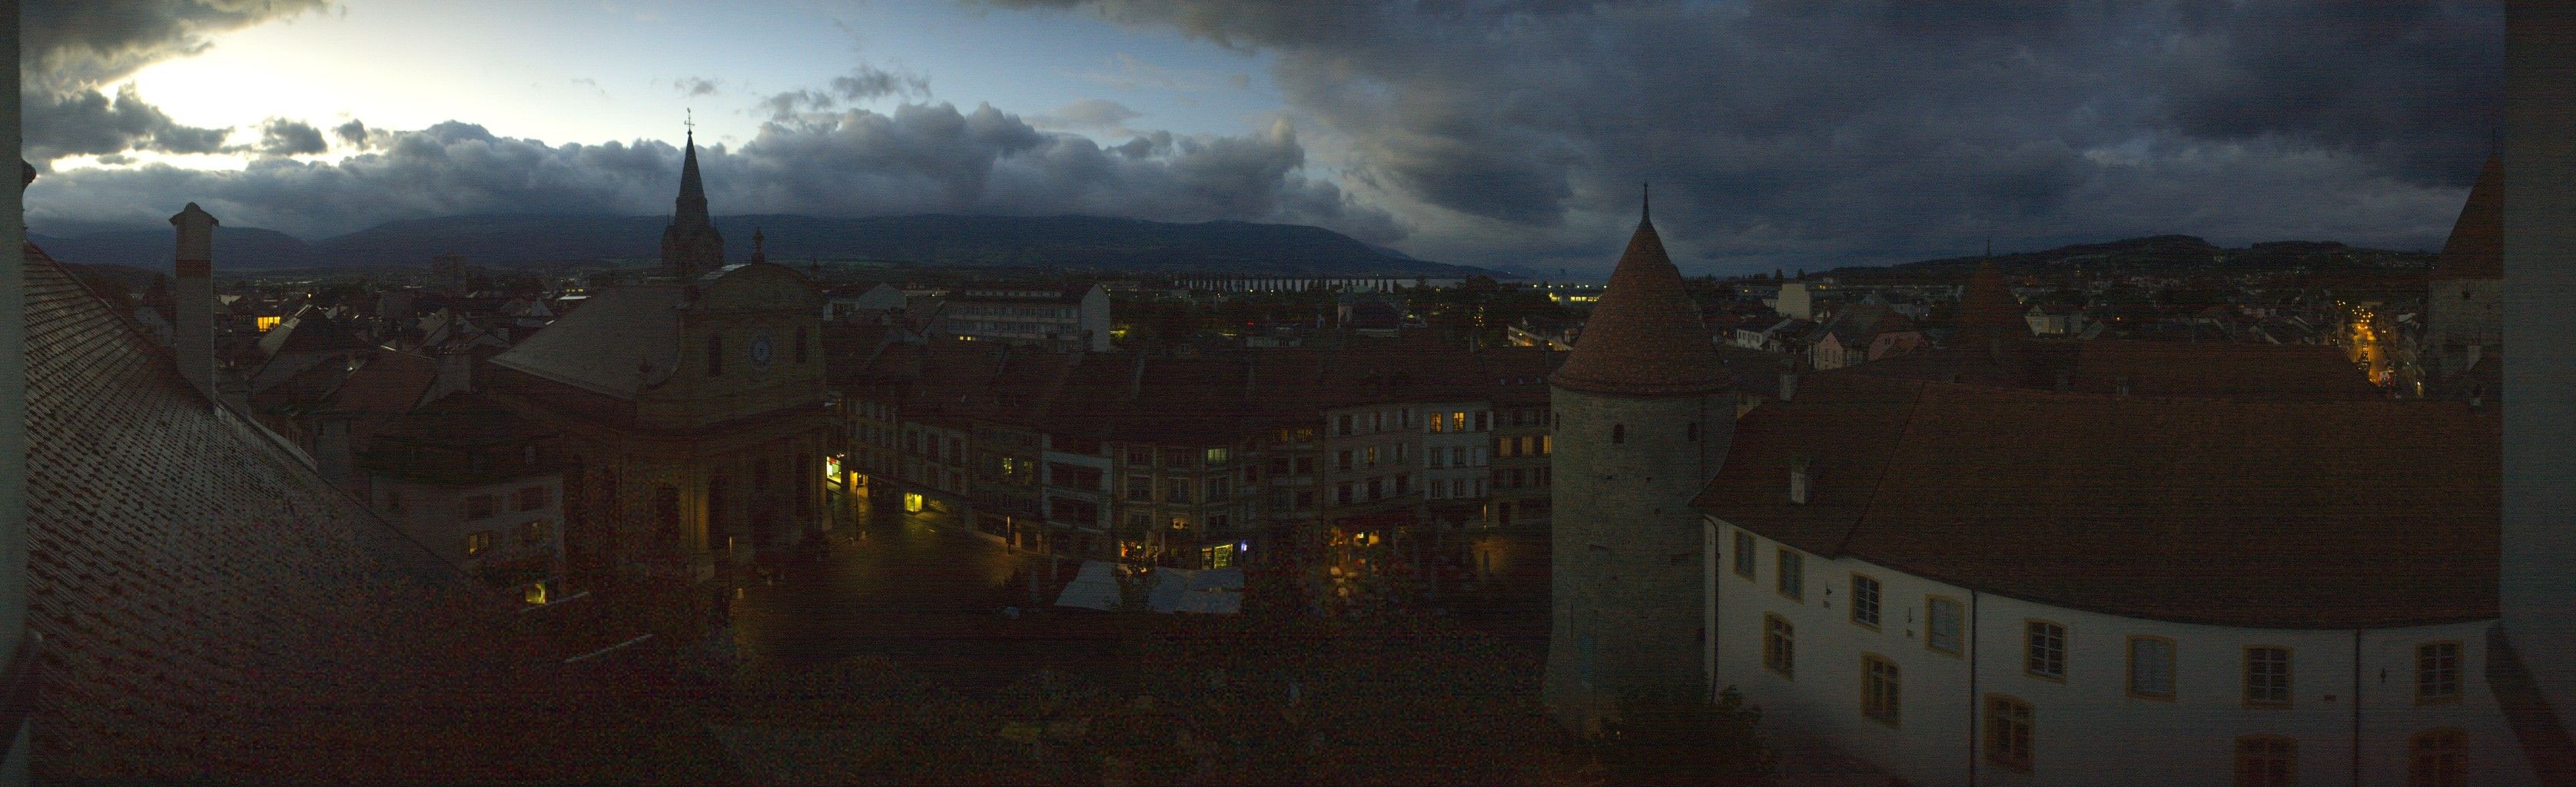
[
  {"x1": 25, "y1": 244, "x2": 724, "y2": 783},
  {"x1": 1695, "y1": 372, "x2": 2498, "y2": 629}
]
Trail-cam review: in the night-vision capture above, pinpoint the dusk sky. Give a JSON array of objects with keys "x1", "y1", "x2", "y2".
[{"x1": 22, "y1": 1, "x2": 2503, "y2": 277}]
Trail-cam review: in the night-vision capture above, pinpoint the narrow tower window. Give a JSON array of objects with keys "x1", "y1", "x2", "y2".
[{"x1": 1611, "y1": 424, "x2": 1625, "y2": 444}]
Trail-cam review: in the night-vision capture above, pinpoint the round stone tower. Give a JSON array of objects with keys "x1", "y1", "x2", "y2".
[{"x1": 1544, "y1": 194, "x2": 1734, "y2": 734}]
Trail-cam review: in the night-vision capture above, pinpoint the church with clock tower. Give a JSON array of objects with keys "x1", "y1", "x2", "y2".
[{"x1": 485, "y1": 124, "x2": 831, "y2": 626}]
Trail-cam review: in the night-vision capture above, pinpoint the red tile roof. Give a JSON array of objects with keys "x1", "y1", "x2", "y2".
[
  {"x1": 1694, "y1": 373, "x2": 2498, "y2": 629},
  {"x1": 24, "y1": 244, "x2": 723, "y2": 783},
  {"x1": 2431, "y1": 154, "x2": 2502, "y2": 281},
  {"x1": 1551, "y1": 217, "x2": 1731, "y2": 397}
]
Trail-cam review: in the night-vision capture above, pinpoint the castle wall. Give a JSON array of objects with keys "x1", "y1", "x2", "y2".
[{"x1": 1545, "y1": 386, "x2": 1731, "y2": 732}]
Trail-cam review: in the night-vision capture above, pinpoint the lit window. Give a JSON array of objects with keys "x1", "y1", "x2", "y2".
[
  {"x1": 1863, "y1": 655, "x2": 1900, "y2": 726},
  {"x1": 1452, "y1": 411, "x2": 1466, "y2": 431},
  {"x1": 1732, "y1": 532, "x2": 1756, "y2": 579},
  {"x1": 465, "y1": 530, "x2": 495, "y2": 557},
  {"x1": 1776, "y1": 549, "x2": 1804, "y2": 599},
  {"x1": 2235, "y1": 736, "x2": 2295, "y2": 787},
  {"x1": 1851, "y1": 574, "x2": 1882, "y2": 628},
  {"x1": 2026, "y1": 621, "x2": 2066, "y2": 679},
  {"x1": 2408, "y1": 729, "x2": 2464, "y2": 787},
  {"x1": 1204, "y1": 447, "x2": 1229, "y2": 465},
  {"x1": 2417, "y1": 642, "x2": 2461, "y2": 704},
  {"x1": 1763, "y1": 614, "x2": 1794, "y2": 679},
  {"x1": 2129, "y1": 636, "x2": 2176, "y2": 699},
  {"x1": 1984, "y1": 695, "x2": 2033, "y2": 772},
  {"x1": 903, "y1": 493, "x2": 925, "y2": 513},
  {"x1": 2245, "y1": 646, "x2": 2292, "y2": 708}
]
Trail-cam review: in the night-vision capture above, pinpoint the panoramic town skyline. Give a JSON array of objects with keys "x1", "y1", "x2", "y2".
[{"x1": 22, "y1": 1, "x2": 2505, "y2": 275}]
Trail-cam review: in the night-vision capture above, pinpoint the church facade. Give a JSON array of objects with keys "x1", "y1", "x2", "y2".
[{"x1": 486, "y1": 130, "x2": 830, "y2": 618}]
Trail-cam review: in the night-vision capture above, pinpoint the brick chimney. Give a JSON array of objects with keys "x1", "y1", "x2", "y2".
[{"x1": 171, "y1": 203, "x2": 217, "y2": 398}]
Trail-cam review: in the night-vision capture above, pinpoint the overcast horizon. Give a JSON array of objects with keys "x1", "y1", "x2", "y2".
[{"x1": 21, "y1": 1, "x2": 2502, "y2": 277}]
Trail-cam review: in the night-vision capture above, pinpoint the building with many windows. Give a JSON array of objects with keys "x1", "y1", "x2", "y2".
[
  {"x1": 930, "y1": 282, "x2": 1112, "y2": 352},
  {"x1": 1695, "y1": 370, "x2": 2517, "y2": 785},
  {"x1": 360, "y1": 390, "x2": 569, "y2": 603}
]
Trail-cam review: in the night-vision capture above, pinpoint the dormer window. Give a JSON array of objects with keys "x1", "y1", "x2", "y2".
[{"x1": 1789, "y1": 457, "x2": 1811, "y2": 504}]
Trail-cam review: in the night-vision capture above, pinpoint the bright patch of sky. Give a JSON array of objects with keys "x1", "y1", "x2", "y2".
[{"x1": 113, "y1": 0, "x2": 1280, "y2": 165}]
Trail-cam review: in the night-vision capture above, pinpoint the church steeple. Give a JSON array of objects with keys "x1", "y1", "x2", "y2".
[
  {"x1": 659, "y1": 118, "x2": 725, "y2": 280},
  {"x1": 750, "y1": 227, "x2": 766, "y2": 265}
]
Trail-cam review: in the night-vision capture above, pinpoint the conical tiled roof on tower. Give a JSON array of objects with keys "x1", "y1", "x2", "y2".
[
  {"x1": 1549, "y1": 193, "x2": 1730, "y2": 397},
  {"x1": 1958, "y1": 260, "x2": 2020, "y2": 330},
  {"x1": 2431, "y1": 154, "x2": 2501, "y2": 281}
]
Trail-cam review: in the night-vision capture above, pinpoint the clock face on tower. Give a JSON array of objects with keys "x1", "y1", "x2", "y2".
[{"x1": 749, "y1": 332, "x2": 775, "y2": 368}]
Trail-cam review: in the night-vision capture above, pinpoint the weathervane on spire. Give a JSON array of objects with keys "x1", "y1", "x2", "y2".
[{"x1": 685, "y1": 108, "x2": 695, "y2": 141}]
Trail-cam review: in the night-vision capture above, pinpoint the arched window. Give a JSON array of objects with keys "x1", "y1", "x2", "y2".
[
  {"x1": 706, "y1": 334, "x2": 724, "y2": 376},
  {"x1": 1612, "y1": 424, "x2": 1625, "y2": 444}
]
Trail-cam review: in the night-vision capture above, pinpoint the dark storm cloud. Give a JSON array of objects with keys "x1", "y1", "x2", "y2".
[
  {"x1": 257, "y1": 118, "x2": 328, "y2": 156},
  {"x1": 757, "y1": 65, "x2": 933, "y2": 121},
  {"x1": 23, "y1": 83, "x2": 239, "y2": 162},
  {"x1": 22, "y1": 0, "x2": 333, "y2": 95},
  {"x1": 333, "y1": 119, "x2": 372, "y2": 148},
  {"x1": 830, "y1": 65, "x2": 932, "y2": 101},
  {"x1": 22, "y1": 1, "x2": 331, "y2": 164},
  {"x1": 27, "y1": 103, "x2": 1402, "y2": 245},
  {"x1": 982, "y1": 0, "x2": 2501, "y2": 272}
]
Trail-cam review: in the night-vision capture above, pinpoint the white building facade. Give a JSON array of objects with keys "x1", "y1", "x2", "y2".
[{"x1": 1709, "y1": 521, "x2": 2521, "y2": 786}]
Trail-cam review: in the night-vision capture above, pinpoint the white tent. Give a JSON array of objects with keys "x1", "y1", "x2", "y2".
[
  {"x1": 1052, "y1": 560, "x2": 1127, "y2": 611},
  {"x1": 1053, "y1": 562, "x2": 1243, "y2": 614}
]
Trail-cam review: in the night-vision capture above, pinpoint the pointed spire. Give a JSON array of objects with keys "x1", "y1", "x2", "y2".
[
  {"x1": 661, "y1": 115, "x2": 725, "y2": 279},
  {"x1": 1550, "y1": 196, "x2": 1728, "y2": 397},
  {"x1": 1641, "y1": 182, "x2": 1651, "y2": 224},
  {"x1": 751, "y1": 227, "x2": 767, "y2": 265}
]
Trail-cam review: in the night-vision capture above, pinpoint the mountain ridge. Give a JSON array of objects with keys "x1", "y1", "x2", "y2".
[{"x1": 30, "y1": 213, "x2": 1490, "y2": 277}]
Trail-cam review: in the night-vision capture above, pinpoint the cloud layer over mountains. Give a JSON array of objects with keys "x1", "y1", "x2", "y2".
[{"x1": 22, "y1": 0, "x2": 2502, "y2": 274}]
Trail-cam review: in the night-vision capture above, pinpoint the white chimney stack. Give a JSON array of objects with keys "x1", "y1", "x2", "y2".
[{"x1": 171, "y1": 203, "x2": 217, "y2": 398}]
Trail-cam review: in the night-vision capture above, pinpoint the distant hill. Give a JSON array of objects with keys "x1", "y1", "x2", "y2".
[
  {"x1": 1824, "y1": 234, "x2": 2435, "y2": 284},
  {"x1": 32, "y1": 226, "x2": 320, "y2": 270},
  {"x1": 32, "y1": 214, "x2": 1491, "y2": 277}
]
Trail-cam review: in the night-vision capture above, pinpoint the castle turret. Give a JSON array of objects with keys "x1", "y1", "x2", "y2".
[
  {"x1": 659, "y1": 128, "x2": 725, "y2": 280},
  {"x1": 1545, "y1": 188, "x2": 1734, "y2": 733},
  {"x1": 2425, "y1": 154, "x2": 2502, "y2": 393}
]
